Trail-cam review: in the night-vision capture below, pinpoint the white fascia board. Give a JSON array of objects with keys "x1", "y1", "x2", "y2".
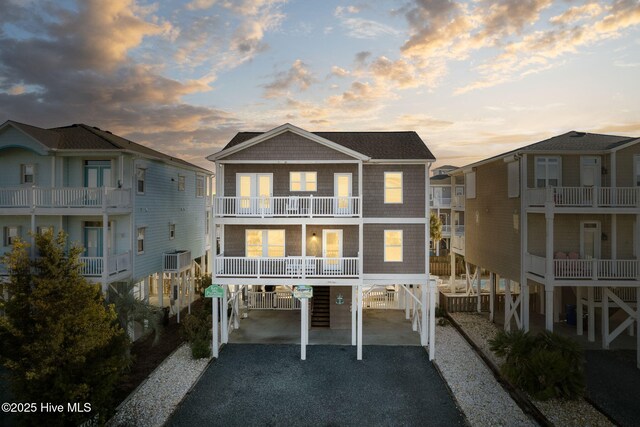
[
  {"x1": 0, "y1": 121, "x2": 52, "y2": 155},
  {"x1": 366, "y1": 159, "x2": 433, "y2": 164},
  {"x1": 208, "y1": 123, "x2": 370, "y2": 161}
]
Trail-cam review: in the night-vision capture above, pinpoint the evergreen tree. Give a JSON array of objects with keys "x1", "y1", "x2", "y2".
[{"x1": 0, "y1": 231, "x2": 130, "y2": 426}]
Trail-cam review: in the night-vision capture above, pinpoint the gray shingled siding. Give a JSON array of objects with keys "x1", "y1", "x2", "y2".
[
  {"x1": 363, "y1": 165, "x2": 426, "y2": 217},
  {"x1": 222, "y1": 225, "x2": 359, "y2": 257},
  {"x1": 223, "y1": 164, "x2": 358, "y2": 197},
  {"x1": 616, "y1": 143, "x2": 640, "y2": 187},
  {"x1": 222, "y1": 131, "x2": 356, "y2": 161},
  {"x1": 526, "y1": 154, "x2": 613, "y2": 188},
  {"x1": 363, "y1": 224, "x2": 425, "y2": 274}
]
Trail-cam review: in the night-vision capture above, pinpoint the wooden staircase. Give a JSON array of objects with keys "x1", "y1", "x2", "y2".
[{"x1": 311, "y1": 286, "x2": 330, "y2": 328}]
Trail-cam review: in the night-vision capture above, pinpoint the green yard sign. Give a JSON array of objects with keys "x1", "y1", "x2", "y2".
[{"x1": 205, "y1": 284, "x2": 225, "y2": 298}]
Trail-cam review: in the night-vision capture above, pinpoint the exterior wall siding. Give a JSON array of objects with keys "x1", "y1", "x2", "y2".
[
  {"x1": 132, "y1": 158, "x2": 208, "y2": 281},
  {"x1": 465, "y1": 160, "x2": 521, "y2": 282},
  {"x1": 616, "y1": 143, "x2": 640, "y2": 187},
  {"x1": 0, "y1": 126, "x2": 48, "y2": 156},
  {"x1": 363, "y1": 164, "x2": 426, "y2": 217},
  {"x1": 363, "y1": 224, "x2": 425, "y2": 274},
  {"x1": 0, "y1": 147, "x2": 52, "y2": 187},
  {"x1": 222, "y1": 131, "x2": 355, "y2": 161},
  {"x1": 223, "y1": 164, "x2": 358, "y2": 197}
]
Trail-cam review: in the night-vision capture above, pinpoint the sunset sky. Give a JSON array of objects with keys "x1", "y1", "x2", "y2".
[{"x1": 1, "y1": 0, "x2": 639, "y2": 170}]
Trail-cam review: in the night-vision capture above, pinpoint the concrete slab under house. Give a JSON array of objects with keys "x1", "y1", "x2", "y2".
[{"x1": 205, "y1": 123, "x2": 438, "y2": 361}]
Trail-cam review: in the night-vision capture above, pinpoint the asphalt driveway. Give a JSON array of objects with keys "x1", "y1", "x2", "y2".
[{"x1": 168, "y1": 344, "x2": 465, "y2": 426}]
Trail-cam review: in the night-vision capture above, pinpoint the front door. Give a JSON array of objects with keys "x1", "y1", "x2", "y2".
[
  {"x1": 334, "y1": 173, "x2": 352, "y2": 214},
  {"x1": 322, "y1": 229, "x2": 343, "y2": 271},
  {"x1": 581, "y1": 221, "x2": 601, "y2": 259},
  {"x1": 237, "y1": 173, "x2": 272, "y2": 214},
  {"x1": 84, "y1": 160, "x2": 112, "y2": 187},
  {"x1": 83, "y1": 221, "x2": 113, "y2": 257}
]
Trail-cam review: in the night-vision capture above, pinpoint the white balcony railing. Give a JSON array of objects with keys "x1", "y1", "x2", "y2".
[
  {"x1": 451, "y1": 195, "x2": 465, "y2": 210},
  {"x1": 526, "y1": 253, "x2": 638, "y2": 280},
  {"x1": 163, "y1": 250, "x2": 192, "y2": 272},
  {"x1": 1, "y1": 252, "x2": 131, "y2": 278},
  {"x1": 247, "y1": 291, "x2": 301, "y2": 310},
  {"x1": 430, "y1": 197, "x2": 451, "y2": 208},
  {"x1": 215, "y1": 256, "x2": 359, "y2": 278},
  {"x1": 441, "y1": 225, "x2": 451, "y2": 236},
  {"x1": 0, "y1": 187, "x2": 131, "y2": 209},
  {"x1": 214, "y1": 196, "x2": 360, "y2": 217},
  {"x1": 527, "y1": 187, "x2": 639, "y2": 208}
]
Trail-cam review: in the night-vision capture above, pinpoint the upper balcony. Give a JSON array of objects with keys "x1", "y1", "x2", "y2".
[
  {"x1": 0, "y1": 187, "x2": 132, "y2": 215},
  {"x1": 451, "y1": 195, "x2": 465, "y2": 210},
  {"x1": 213, "y1": 196, "x2": 361, "y2": 218},
  {"x1": 526, "y1": 187, "x2": 639, "y2": 210},
  {"x1": 215, "y1": 255, "x2": 359, "y2": 280},
  {"x1": 430, "y1": 198, "x2": 451, "y2": 209}
]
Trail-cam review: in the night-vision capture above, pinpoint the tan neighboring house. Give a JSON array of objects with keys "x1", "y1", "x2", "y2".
[
  {"x1": 207, "y1": 123, "x2": 437, "y2": 360},
  {"x1": 451, "y1": 131, "x2": 640, "y2": 367}
]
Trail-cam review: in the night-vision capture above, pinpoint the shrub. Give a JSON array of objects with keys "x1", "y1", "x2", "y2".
[
  {"x1": 435, "y1": 305, "x2": 447, "y2": 318},
  {"x1": 191, "y1": 338, "x2": 212, "y2": 359},
  {"x1": 489, "y1": 329, "x2": 585, "y2": 400},
  {"x1": 181, "y1": 299, "x2": 212, "y2": 359}
]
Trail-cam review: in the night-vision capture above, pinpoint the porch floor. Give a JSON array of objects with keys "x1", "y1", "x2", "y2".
[{"x1": 229, "y1": 309, "x2": 421, "y2": 346}]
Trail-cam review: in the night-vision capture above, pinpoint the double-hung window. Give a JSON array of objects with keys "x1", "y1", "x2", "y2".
[
  {"x1": 384, "y1": 230, "x2": 403, "y2": 262},
  {"x1": 196, "y1": 175, "x2": 205, "y2": 197},
  {"x1": 384, "y1": 172, "x2": 403, "y2": 203},
  {"x1": 290, "y1": 172, "x2": 317, "y2": 191},
  {"x1": 21, "y1": 164, "x2": 35, "y2": 184},
  {"x1": 535, "y1": 157, "x2": 561, "y2": 187},
  {"x1": 4, "y1": 226, "x2": 20, "y2": 247},
  {"x1": 136, "y1": 168, "x2": 146, "y2": 194},
  {"x1": 246, "y1": 230, "x2": 285, "y2": 257},
  {"x1": 137, "y1": 227, "x2": 146, "y2": 254}
]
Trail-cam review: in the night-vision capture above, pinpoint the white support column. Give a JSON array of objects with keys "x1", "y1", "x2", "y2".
[
  {"x1": 357, "y1": 284, "x2": 363, "y2": 360},
  {"x1": 102, "y1": 212, "x2": 108, "y2": 294},
  {"x1": 158, "y1": 273, "x2": 164, "y2": 308},
  {"x1": 611, "y1": 214, "x2": 617, "y2": 262},
  {"x1": 144, "y1": 276, "x2": 150, "y2": 304},
  {"x1": 504, "y1": 279, "x2": 511, "y2": 331},
  {"x1": 177, "y1": 273, "x2": 181, "y2": 323},
  {"x1": 301, "y1": 297, "x2": 308, "y2": 360},
  {"x1": 588, "y1": 286, "x2": 595, "y2": 342},
  {"x1": 449, "y1": 252, "x2": 456, "y2": 293},
  {"x1": 602, "y1": 287, "x2": 610, "y2": 349},
  {"x1": 477, "y1": 269, "x2": 482, "y2": 313},
  {"x1": 302, "y1": 223, "x2": 306, "y2": 281},
  {"x1": 545, "y1": 286, "x2": 554, "y2": 331},
  {"x1": 405, "y1": 285, "x2": 411, "y2": 319},
  {"x1": 222, "y1": 284, "x2": 229, "y2": 344},
  {"x1": 489, "y1": 273, "x2": 496, "y2": 322},
  {"x1": 212, "y1": 296, "x2": 219, "y2": 358},
  {"x1": 554, "y1": 287, "x2": 561, "y2": 323},
  {"x1": 521, "y1": 282, "x2": 529, "y2": 332},
  {"x1": 351, "y1": 285, "x2": 356, "y2": 346},
  {"x1": 576, "y1": 287, "x2": 583, "y2": 335},
  {"x1": 429, "y1": 279, "x2": 436, "y2": 360},
  {"x1": 421, "y1": 282, "x2": 427, "y2": 346},
  {"x1": 233, "y1": 285, "x2": 240, "y2": 330}
]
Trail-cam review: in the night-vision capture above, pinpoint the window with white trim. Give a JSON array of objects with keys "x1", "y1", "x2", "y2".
[
  {"x1": 384, "y1": 230, "x2": 403, "y2": 262},
  {"x1": 21, "y1": 164, "x2": 35, "y2": 184},
  {"x1": 507, "y1": 161, "x2": 520, "y2": 198},
  {"x1": 290, "y1": 172, "x2": 317, "y2": 191},
  {"x1": 384, "y1": 172, "x2": 403, "y2": 203},
  {"x1": 169, "y1": 223, "x2": 175, "y2": 240},
  {"x1": 246, "y1": 229, "x2": 285, "y2": 257},
  {"x1": 196, "y1": 175, "x2": 205, "y2": 197},
  {"x1": 136, "y1": 168, "x2": 146, "y2": 194},
  {"x1": 137, "y1": 227, "x2": 146, "y2": 254},
  {"x1": 4, "y1": 226, "x2": 20, "y2": 247},
  {"x1": 178, "y1": 175, "x2": 185, "y2": 191},
  {"x1": 535, "y1": 156, "x2": 560, "y2": 187}
]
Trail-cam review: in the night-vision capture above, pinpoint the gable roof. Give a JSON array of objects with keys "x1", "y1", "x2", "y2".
[
  {"x1": 0, "y1": 120, "x2": 210, "y2": 173},
  {"x1": 215, "y1": 123, "x2": 435, "y2": 161}
]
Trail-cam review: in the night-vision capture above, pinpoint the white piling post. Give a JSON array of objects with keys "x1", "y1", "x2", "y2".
[
  {"x1": 234, "y1": 286, "x2": 240, "y2": 329},
  {"x1": 352, "y1": 285, "x2": 357, "y2": 346},
  {"x1": 588, "y1": 287, "x2": 595, "y2": 342},
  {"x1": 429, "y1": 280, "x2": 436, "y2": 361},
  {"x1": 489, "y1": 273, "x2": 495, "y2": 322},
  {"x1": 421, "y1": 283, "x2": 427, "y2": 346},
  {"x1": 301, "y1": 297, "x2": 307, "y2": 360},
  {"x1": 177, "y1": 274, "x2": 181, "y2": 324},
  {"x1": 602, "y1": 288, "x2": 609, "y2": 349},
  {"x1": 212, "y1": 296, "x2": 219, "y2": 358},
  {"x1": 504, "y1": 279, "x2": 511, "y2": 332},
  {"x1": 576, "y1": 287, "x2": 583, "y2": 335},
  {"x1": 357, "y1": 284, "x2": 363, "y2": 360},
  {"x1": 222, "y1": 285, "x2": 228, "y2": 344}
]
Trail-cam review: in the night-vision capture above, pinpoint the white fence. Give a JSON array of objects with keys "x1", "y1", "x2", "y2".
[
  {"x1": 527, "y1": 187, "x2": 639, "y2": 208},
  {"x1": 215, "y1": 256, "x2": 359, "y2": 277},
  {"x1": 214, "y1": 196, "x2": 361, "y2": 217},
  {"x1": 247, "y1": 291, "x2": 301, "y2": 310},
  {"x1": 0, "y1": 187, "x2": 131, "y2": 209},
  {"x1": 363, "y1": 289, "x2": 400, "y2": 309}
]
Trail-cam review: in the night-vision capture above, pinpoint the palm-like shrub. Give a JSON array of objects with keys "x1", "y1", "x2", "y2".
[{"x1": 489, "y1": 329, "x2": 585, "y2": 400}]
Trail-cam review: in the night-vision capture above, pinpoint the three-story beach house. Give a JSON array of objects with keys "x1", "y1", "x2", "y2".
[
  {"x1": 207, "y1": 123, "x2": 437, "y2": 359},
  {"x1": 0, "y1": 120, "x2": 213, "y2": 312}
]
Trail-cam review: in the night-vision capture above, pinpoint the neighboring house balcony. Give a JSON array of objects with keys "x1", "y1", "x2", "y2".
[
  {"x1": 451, "y1": 232, "x2": 465, "y2": 254},
  {"x1": 163, "y1": 250, "x2": 192, "y2": 273},
  {"x1": 451, "y1": 195, "x2": 465, "y2": 210},
  {"x1": 441, "y1": 225, "x2": 451, "y2": 237},
  {"x1": 525, "y1": 253, "x2": 639, "y2": 283},
  {"x1": 0, "y1": 251, "x2": 132, "y2": 282},
  {"x1": 526, "y1": 187, "x2": 639, "y2": 211},
  {"x1": 215, "y1": 255, "x2": 359, "y2": 279},
  {"x1": 213, "y1": 196, "x2": 361, "y2": 218},
  {"x1": 0, "y1": 187, "x2": 132, "y2": 215},
  {"x1": 430, "y1": 198, "x2": 451, "y2": 208}
]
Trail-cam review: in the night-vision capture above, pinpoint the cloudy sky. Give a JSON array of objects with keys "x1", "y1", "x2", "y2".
[{"x1": 1, "y1": 0, "x2": 639, "y2": 170}]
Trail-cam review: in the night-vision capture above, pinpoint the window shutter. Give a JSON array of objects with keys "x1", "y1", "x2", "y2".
[
  {"x1": 465, "y1": 172, "x2": 476, "y2": 199},
  {"x1": 507, "y1": 161, "x2": 520, "y2": 198}
]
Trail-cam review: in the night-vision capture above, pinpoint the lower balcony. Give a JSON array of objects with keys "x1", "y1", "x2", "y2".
[
  {"x1": 163, "y1": 250, "x2": 192, "y2": 273},
  {"x1": 1, "y1": 252, "x2": 132, "y2": 279},
  {"x1": 526, "y1": 253, "x2": 639, "y2": 281},
  {"x1": 215, "y1": 255, "x2": 359, "y2": 278}
]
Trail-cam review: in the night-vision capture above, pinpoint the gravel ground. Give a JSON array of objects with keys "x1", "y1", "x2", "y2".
[
  {"x1": 109, "y1": 344, "x2": 209, "y2": 427},
  {"x1": 450, "y1": 312, "x2": 614, "y2": 427},
  {"x1": 434, "y1": 323, "x2": 537, "y2": 426}
]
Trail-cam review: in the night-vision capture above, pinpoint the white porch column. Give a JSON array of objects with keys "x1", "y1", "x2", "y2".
[
  {"x1": 302, "y1": 223, "x2": 306, "y2": 280},
  {"x1": 429, "y1": 279, "x2": 436, "y2": 360},
  {"x1": 489, "y1": 273, "x2": 496, "y2": 322},
  {"x1": 351, "y1": 285, "x2": 356, "y2": 346},
  {"x1": 588, "y1": 286, "x2": 595, "y2": 342},
  {"x1": 477, "y1": 270, "x2": 482, "y2": 313},
  {"x1": 504, "y1": 279, "x2": 511, "y2": 331},
  {"x1": 102, "y1": 212, "x2": 108, "y2": 294},
  {"x1": 158, "y1": 274, "x2": 164, "y2": 308},
  {"x1": 405, "y1": 285, "x2": 411, "y2": 319},
  {"x1": 522, "y1": 282, "x2": 529, "y2": 332},
  {"x1": 212, "y1": 296, "x2": 219, "y2": 358},
  {"x1": 545, "y1": 286, "x2": 554, "y2": 331},
  {"x1": 602, "y1": 287, "x2": 610, "y2": 349},
  {"x1": 421, "y1": 282, "x2": 427, "y2": 346},
  {"x1": 357, "y1": 284, "x2": 363, "y2": 360},
  {"x1": 221, "y1": 284, "x2": 229, "y2": 343},
  {"x1": 576, "y1": 287, "x2": 583, "y2": 335},
  {"x1": 449, "y1": 251, "x2": 456, "y2": 293}
]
